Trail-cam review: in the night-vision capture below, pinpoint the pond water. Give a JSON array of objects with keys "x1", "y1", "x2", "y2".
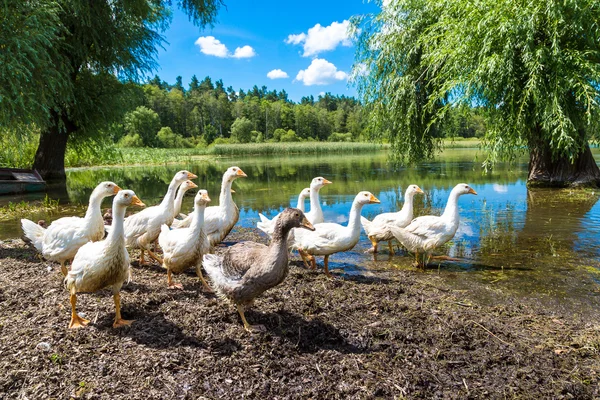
[{"x1": 3, "y1": 149, "x2": 600, "y2": 314}]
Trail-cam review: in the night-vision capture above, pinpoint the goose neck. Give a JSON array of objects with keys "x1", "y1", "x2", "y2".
[
  {"x1": 106, "y1": 203, "x2": 127, "y2": 242},
  {"x1": 346, "y1": 200, "x2": 365, "y2": 235},
  {"x1": 189, "y1": 206, "x2": 206, "y2": 234},
  {"x1": 219, "y1": 177, "x2": 234, "y2": 209},
  {"x1": 442, "y1": 190, "x2": 460, "y2": 221}
]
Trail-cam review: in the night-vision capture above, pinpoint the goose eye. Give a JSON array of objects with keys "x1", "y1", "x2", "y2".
[
  {"x1": 124, "y1": 194, "x2": 129, "y2": 198},
  {"x1": 295, "y1": 213, "x2": 299, "y2": 217},
  {"x1": 364, "y1": 193, "x2": 368, "y2": 197}
]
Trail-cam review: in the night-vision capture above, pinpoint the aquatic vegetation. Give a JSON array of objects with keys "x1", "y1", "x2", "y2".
[
  {"x1": 0, "y1": 194, "x2": 60, "y2": 220},
  {"x1": 210, "y1": 142, "x2": 387, "y2": 156}
]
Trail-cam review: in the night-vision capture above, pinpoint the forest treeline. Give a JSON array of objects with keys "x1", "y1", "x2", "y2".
[{"x1": 108, "y1": 75, "x2": 487, "y2": 148}]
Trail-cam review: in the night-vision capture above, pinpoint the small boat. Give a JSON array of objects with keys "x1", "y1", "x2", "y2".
[{"x1": 0, "y1": 168, "x2": 46, "y2": 195}]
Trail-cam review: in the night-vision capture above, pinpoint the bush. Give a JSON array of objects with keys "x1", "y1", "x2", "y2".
[
  {"x1": 212, "y1": 137, "x2": 232, "y2": 145},
  {"x1": 123, "y1": 106, "x2": 160, "y2": 147},
  {"x1": 230, "y1": 117, "x2": 253, "y2": 143},
  {"x1": 280, "y1": 129, "x2": 300, "y2": 142},
  {"x1": 272, "y1": 128, "x2": 286, "y2": 142},
  {"x1": 328, "y1": 132, "x2": 353, "y2": 142},
  {"x1": 251, "y1": 130, "x2": 263, "y2": 143},
  {"x1": 117, "y1": 134, "x2": 144, "y2": 147},
  {"x1": 156, "y1": 127, "x2": 190, "y2": 148}
]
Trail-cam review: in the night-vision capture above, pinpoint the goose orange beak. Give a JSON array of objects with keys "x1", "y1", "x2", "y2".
[
  {"x1": 416, "y1": 186, "x2": 424, "y2": 194},
  {"x1": 468, "y1": 188, "x2": 478, "y2": 195},
  {"x1": 301, "y1": 217, "x2": 315, "y2": 231},
  {"x1": 369, "y1": 194, "x2": 381, "y2": 204},
  {"x1": 113, "y1": 185, "x2": 122, "y2": 194},
  {"x1": 186, "y1": 180, "x2": 198, "y2": 188},
  {"x1": 187, "y1": 172, "x2": 198, "y2": 179},
  {"x1": 323, "y1": 179, "x2": 332, "y2": 185},
  {"x1": 132, "y1": 196, "x2": 145, "y2": 207},
  {"x1": 230, "y1": 189, "x2": 236, "y2": 193},
  {"x1": 201, "y1": 193, "x2": 211, "y2": 202},
  {"x1": 236, "y1": 168, "x2": 247, "y2": 177}
]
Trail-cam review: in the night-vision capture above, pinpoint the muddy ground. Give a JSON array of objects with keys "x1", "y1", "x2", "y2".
[{"x1": 0, "y1": 228, "x2": 599, "y2": 399}]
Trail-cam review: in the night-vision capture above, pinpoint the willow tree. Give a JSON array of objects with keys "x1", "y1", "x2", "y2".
[
  {"x1": 1, "y1": 0, "x2": 221, "y2": 180},
  {"x1": 354, "y1": 0, "x2": 600, "y2": 187}
]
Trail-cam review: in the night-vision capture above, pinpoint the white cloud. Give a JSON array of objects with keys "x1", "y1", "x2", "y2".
[
  {"x1": 286, "y1": 20, "x2": 352, "y2": 57},
  {"x1": 194, "y1": 36, "x2": 229, "y2": 57},
  {"x1": 194, "y1": 36, "x2": 256, "y2": 59},
  {"x1": 295, "y1": 58, "x2": 348, "y2": 86},
  {"x1": 267, "y1": 69, "x2": 289, "y2": 79},
  {"x1": 232, "y1": 45, "x2": 256, "y2": 59},
  {"x1": 285, "y1": 33, "x2": 306, "y2": 45}
]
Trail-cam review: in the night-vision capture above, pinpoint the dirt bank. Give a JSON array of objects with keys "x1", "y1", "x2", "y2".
[{"x1": 0, "y1": 229, "x2": 599, "y2": 399}]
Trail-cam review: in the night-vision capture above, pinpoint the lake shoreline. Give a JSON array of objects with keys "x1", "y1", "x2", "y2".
[{"x1": 1, "y1": 228, "x2": 598, "y2": 398}]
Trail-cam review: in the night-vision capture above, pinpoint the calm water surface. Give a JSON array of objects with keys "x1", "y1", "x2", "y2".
[{"x1": 3, "y1": 149, "x2": 600, "y2": 313}]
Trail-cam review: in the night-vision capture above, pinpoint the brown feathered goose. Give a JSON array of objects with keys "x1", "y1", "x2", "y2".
[{"x1": 203, "y1": 208, "x2": 315, "y2": 332}]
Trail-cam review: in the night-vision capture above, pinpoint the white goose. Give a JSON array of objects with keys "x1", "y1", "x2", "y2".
[
  {"x1": 304, "y1": 177, "x2": 332, "y2": 224},
  {"x1": 65, "y1": 190, "x2": 145, "y2": 329},
  {"x1": 388, "y1": 183, "x2": 477, "y2": 267},
  {"x1": 173, "y1": 180, "x2": 198, "y2": 220},
  {"x1": 172, "y1": 166, "x2": 247, "y2": 247},
  {"x1": 292, "y1": 191, "x2": 380, "y2": 277},
  {"x1": 123, "y1": 170, "x2": 197, "y2": 264},
  {"x1": 21, "y1": 181, "x2": 121, "y2": 275},
  {"x1": 256, "y1": 187, "x2": 311, "y2": 236},
  {"x1": 158, "y1": 190, "x2": 211, "y2": 290},
  {"x1": 361, "y1": 184, "x2": 424, "y2": 253}
]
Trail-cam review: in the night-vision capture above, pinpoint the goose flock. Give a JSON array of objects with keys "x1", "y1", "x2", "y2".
[{"x1": 21, "y1": 167, "x2": 477, "y2": 332}]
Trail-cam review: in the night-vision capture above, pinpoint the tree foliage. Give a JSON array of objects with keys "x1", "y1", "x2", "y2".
[
  {"x1": 354, "y1": 0, "x2": 600, "y2": 184},
  {"x1": 1, "y1": 0, "x2": 222, "y2": 179}
]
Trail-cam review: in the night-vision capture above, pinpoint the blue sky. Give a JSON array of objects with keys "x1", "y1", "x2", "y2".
[{"x1": 154, "y1": 0, "x2": 379, "y2": 102}]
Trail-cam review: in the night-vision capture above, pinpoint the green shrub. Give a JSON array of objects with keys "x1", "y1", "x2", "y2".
[
  {"x1": 272, "y1": 128, "x2": 286, "y2": 142},
  {"x1": 212, "y1": 137, "x2": 232, "y2": 145},
  {"x1": 280, "y1": 129, "x2": 300, "y2": 142},
  {"x1": 117, "y1": 134, "x2": 144, "y2": 147},
  {"x1": 156, "y1": 127, "x2": 190, "y2": 148},
  {"x1": 328, "y1": 132, "x2": 353, "y2": 142},
  {"x1": 230, "y1": 117, "x2": 253, "y2": 143},
  {"x1": 251, "y1": 130, "x2": 263, "y2": 143}
]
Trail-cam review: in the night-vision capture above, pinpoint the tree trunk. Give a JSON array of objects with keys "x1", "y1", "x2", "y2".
[
  {"x1": 32, "y1": 110, "x2": 74, "y2": 181},
  {"x1": 528, "y1": 128, "x2": 600, "y2": 188}
]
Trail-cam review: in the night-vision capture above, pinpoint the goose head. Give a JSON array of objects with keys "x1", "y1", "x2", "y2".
[
  {"x1": 310, "y1": 177, "x2": 332, "y2": 190},
  {"x1": 180, "y1": 180, "x2": 198, "y2": 193},
  {"x1": 280, "y1": 208, "x2": 315, "y2": 231},
  {"x1": 356, "y1": 191, "x2": 380, "y2": 205},
  {"x1": 174, "y1": 170, "x2": 198, "y2": 184},
  {"x1": 94, "y1": 181, "x2": 122, "y2": 197},
  {"x1": 406, "y1": 184, "x2": 425, "y2": 197},
  {"x1": 453, "y1": 183, "x2": 478, "y2": 196},
  {"x1": 225, "y1": 166, "x2": 247, "y2": 182},
  {"x1": 115, "y1": 190, "x2": 145, "y2": 208},
  {"x1": 299, "y1": 188, "x2": 311, "y2": 199},
  {"x1": 194, "y1": 189, "x2": 211, "y2": 206}
]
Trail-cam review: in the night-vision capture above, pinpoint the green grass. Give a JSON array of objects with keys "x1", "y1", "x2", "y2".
[
  {"x1": 67, "y1": 142, "x2": 388, "y2": 168},
  {"x1": 442, "y1": 137, "x2": 482, "y2": 148},
  {"x1": 209, "y1": 141, "x2": 388, "y2": 156},
  {"x1": 0, "y1": 194, "x2": 60, "y2": 220}
]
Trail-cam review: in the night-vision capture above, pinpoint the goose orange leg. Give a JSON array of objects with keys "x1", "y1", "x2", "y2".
[
  {"x1": 236, "y1": 304, "x2": 265, "y2": 333},
  {"x1": 167, "y1": 268, "x2": 184, "y2": 290},
  {"x1": 195, "y1": 264, "x2": 213, "y2": 292},
  {"x1": 60, "y1": 261, "x2": 68, "y2": 277},
  {"x1": 68, "y1": 294, "x2": 90, "y2": 329},
  {"x1": 146, "y1": 248, "x2": 164, "y2": 265},
  {"x1": 113, "y1": 293, "x2": 133, "y2": 328},
  {"x1": 323, "y1": 255, "x2": 333, "y2": 278}
]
